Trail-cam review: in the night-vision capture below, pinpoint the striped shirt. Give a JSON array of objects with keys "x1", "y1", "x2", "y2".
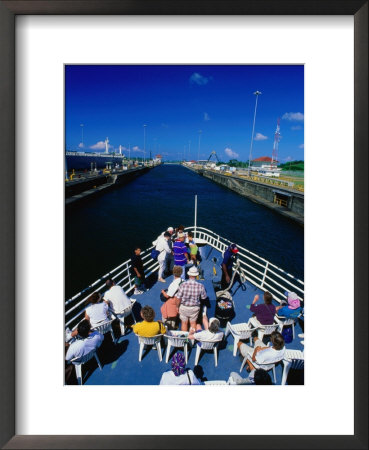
[
  {"x1": 173, "y1": 240, "x2": 188, "y2": 266},
  {"x1": 176, "y1": 279, "x2": 207, "y2": 307}
]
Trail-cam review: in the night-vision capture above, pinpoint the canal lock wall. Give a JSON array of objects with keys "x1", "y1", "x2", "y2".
[{"x1": 187, "y1": 166, "x2": 304, "y2": 225}]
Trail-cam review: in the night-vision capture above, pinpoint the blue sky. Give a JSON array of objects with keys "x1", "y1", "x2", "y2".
[{"x1": 65, "y1": 65, "x2": 304, "y2": 162}]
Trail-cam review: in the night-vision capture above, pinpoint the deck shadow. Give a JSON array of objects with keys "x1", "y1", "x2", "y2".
[
  {"x1": 193, "y1": 365, "x2": 208, "y2": 382},
  {"x1": 82, "y1": 338, "x2": 130, "y2": 384}
]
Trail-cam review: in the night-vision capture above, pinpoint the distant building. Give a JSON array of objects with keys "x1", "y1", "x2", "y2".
[{"x1": 251, "y1": 156, "x2": 279, "y2": 167}]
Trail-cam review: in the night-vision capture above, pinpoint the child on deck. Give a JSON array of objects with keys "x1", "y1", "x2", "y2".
[{"x1": 187, "y1": 231, "x2": 198, "y2": 264}]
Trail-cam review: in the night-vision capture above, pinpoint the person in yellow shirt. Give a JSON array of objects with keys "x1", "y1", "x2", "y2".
[{"x1": 132, "y1": 305, "x2": 166, "y2": 337}]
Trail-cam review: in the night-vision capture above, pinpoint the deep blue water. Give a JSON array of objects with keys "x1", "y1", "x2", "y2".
[{"x1": 66, "y1": 165, "x2": 304, "y2": 299}]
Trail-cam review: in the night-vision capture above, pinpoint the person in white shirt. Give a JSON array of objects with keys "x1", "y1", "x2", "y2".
[
  {"x1": 160, "y1": 265, "x2": 184, "y2": 301},
  {"x1": 65, "y1": 320, "x2": 104, "y2": 362},
  {"x1": 188, "y1": 317, "x2": 224, "y2": 344},
  {"x1": 159, "y1": 352, "x2": 201, "y2": 385},
  {"x1": 103, "y1": 278, "x2": 131, "y2": 314},
  {"x1": 84, "y1": 292, "x2": 110, "y2": 327},
  {"x1": 156, "y1": 231, "x2": 172, "y2": 283},
  {"x1": 237, "y1": 331, "x2": 285, "y2": 372}
]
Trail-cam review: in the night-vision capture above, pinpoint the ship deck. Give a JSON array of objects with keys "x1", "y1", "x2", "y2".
[{"x1": 74, "y1": 245, "x2": 304, "y2": 385}]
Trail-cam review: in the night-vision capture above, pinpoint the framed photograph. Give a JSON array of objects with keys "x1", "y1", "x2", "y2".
[{"x1": 0, "y1": 1, "x2": 367, "y2": 449}]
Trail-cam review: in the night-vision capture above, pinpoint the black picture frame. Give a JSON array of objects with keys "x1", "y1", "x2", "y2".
[{"x1": 0, "y1": 1, "x2": 367, "y2": 449}]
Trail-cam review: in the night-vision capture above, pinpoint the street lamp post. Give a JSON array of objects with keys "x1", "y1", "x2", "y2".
[
  {"x1": 143, "y1": 124, "x2": 147, "y2": 165},
  {"x1": 80, "y1": 123, "x2": 84, "y2": 149},
  {"x1": 248, "y1": 90, "x2": 262, "y2": 176},
  {"x1": 198, "y1": 130, "x2": 202, "y2": 162}
]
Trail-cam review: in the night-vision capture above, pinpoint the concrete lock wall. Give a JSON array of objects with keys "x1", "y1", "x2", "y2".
[{"x1": 201, "y1": 170, "x2": 304, "y2": 225}]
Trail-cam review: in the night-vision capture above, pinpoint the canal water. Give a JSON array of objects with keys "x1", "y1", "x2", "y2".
[{"x1": 66, "y1": 164, "x2": 304, "y2": 299}]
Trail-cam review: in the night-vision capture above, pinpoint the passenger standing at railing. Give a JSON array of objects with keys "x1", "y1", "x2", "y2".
[
  {"x1": 155, "y1": 231, "x2": 172, "y2": 283},
  {"x1": 130, "y1": 247, "x2": 146, "y2": 295},
  {"x1": 173, "y1": 232, "x2": 190, "y2": 278},
  {"x1": 221, "y1": 243, "x2": 239, "y2": 289}
]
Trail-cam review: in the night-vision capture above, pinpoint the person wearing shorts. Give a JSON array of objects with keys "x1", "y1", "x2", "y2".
[{"x1": 174, "y1": 266, "x2": 207, "y2": 332}]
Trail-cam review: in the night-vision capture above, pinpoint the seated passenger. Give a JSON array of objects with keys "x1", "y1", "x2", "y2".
[
  {"x1": 228, "y1": 369, "x2": 273, "y2": 385},
  {"x1": 188, "y1": 317, "x2": 224, "y2": 343},
  {"x1": 237, "y1": 331, "x2": 285, "y2": 372},
  {"x1": 84, "y1": 292, "x2": 110, "y2": 328},
  {"x1": 103, "y1": 278, "x2": 131, "y2": 315},
  {"x1": 275, "y1": 292, "x2": 302, "y2": 318},
  {"x1": 65, "y1": 319, "x2": 104, "y2": 362},
  {"x1": 160, "y1": 265, "x2": 184, "y2": 302},
  {"x1": 132, "y1": 305, "x2": 166, "y2": 337},
  {"x1": 159, "y1": 352, "x2": 201, "y2": 385},
  {"x1": 160, "y1": 268, "x2": 182, "y2": 330},
  {"x1": 250, "y1": 292, "x2": 276, "y2": 325}
]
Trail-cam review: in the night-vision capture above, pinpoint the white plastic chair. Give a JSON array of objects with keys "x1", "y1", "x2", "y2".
[
  {"x1": 135, "y1": 333, "x2": 164, "y2": 362},
  {"x1": 281, "y1": 349, "x2": 304, "y2": 385},
  {"x1": 225, "y1": 322, "x2": 257, "y2": 356},
  {"x1": 194, "y1": 339, "x2": 223, "y2": 367},
  {"x1": 204, "y1": 380, "x2": 228, "y2": 385},
  {"x1": 164, "y1": 331, "x2": 189, "y2": 364},
  {"x1": 92, "y1": 319, "x2": 116, "y2": 344},
  {"x1": 274, "y1": 315, "x2": 296, "y2": 339},
  {"x1": 248, "y1": 318, "x2": 279, "y2": 342},
  {"x1": 70, "y1": 349, "x2": 102, "y2": 385},
  {"x1": 114, "y1": 299, "x2": 137, "y2": 335},
  {"x1": 239, "y1": 349, "x2": 279, "y2": 384}
]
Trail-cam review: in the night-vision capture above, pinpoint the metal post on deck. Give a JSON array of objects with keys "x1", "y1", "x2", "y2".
[
  {"x1": 261, "y1": 261, "x2": 269, "y2": 287},
  {"x1": 194, "y1": 195, "x2": 197, "y2": 239}
]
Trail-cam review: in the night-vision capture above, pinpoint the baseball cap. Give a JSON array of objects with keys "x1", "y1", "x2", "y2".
[{"x1": 230, "y1": 244, "x2": 239, "y2": 253}]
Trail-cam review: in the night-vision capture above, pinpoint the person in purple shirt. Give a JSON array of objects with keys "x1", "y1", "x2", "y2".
[
  {"x1": 172, "y1": 233, "x2": 190, "y2": 277},
  {"x1": 250, "y1": 291, "x2": 276, "y2": 325}
]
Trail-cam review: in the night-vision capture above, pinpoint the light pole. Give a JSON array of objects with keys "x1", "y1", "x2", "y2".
[
  {"x1": 248, "y1": 90, "x2": 262, "y2": 176},
  {"x1": 198, "y1": 130, "x2": 202, "y2": 162},
  {"x1": 188, "y1": 140, "x2": 191, "y2": 160},
  {"x1": 80, "y1": 123, "x2": 84, "y2": 149},
  {"x1": 143, "y1": 124, "x2": 147, "y2": 165}
]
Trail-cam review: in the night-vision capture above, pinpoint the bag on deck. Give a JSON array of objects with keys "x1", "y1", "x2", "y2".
[
  {"x1": 282, "y1": 326, "x2": 293, "y2": 344},
  {"x1": 151, "y1": 248, "x2": 160, "y2": 260}
]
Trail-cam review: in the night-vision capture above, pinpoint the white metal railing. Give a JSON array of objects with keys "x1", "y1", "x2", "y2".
[
  {"x1": 65, "y1": 246, "x2": 159, "y2": 329},
  {"x1": 65, "y1": 226, "x2": 304, "y2": 329},
  {"x1": 186, "y1": 226, "x2": 304, "y2": 304}
]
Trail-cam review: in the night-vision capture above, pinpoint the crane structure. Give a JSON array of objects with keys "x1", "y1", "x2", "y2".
[
  {"x1": 207, "y1": 150, "x2": 220, "y2": 163},
  {"x1": 271, "y1": 118, "x2": 281, "y2": 167}
]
